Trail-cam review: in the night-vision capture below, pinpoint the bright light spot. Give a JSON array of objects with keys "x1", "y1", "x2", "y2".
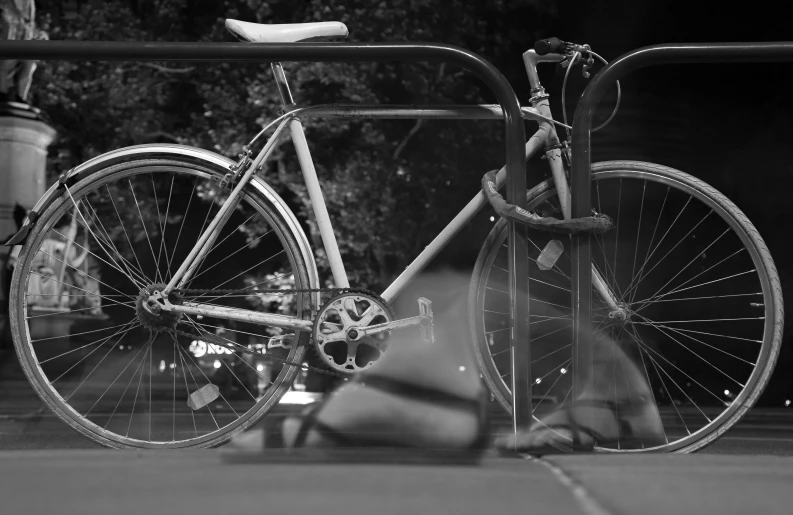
[
  {"x1": 256, "y1": 364, "x2": 265, "y2": 372},
  {"x1": 190, "y1": 340, "x2": 207, "y2": 357},
  {"x1": 158, "y1": 360, "x2": 166, "y2": 373},
  {"x1": 535, "y1": 378, "x2": 542, "y2": 384},
  {"x1": 279, "y1": 391, "x2": 322, "y2": 405},
  {"x1": 489, "y1": 216, "x2": 495, "y2": 222},
  {"x1": 169, "y1": 363, "x2": 175, "y2": 369},
  {"x1": 459, "y1": 366, "x2": 466, "y2": 372},
  {"x1": 213, "y1": 360, "x2": 221, "y2": 369},
  {"x1": 786, "y1": 400, "x2": 791, "y2": 407},
  {"x1": 724, "y1": 389, "x2": 730, "y2": 396},
  {"x1": 560, "y1": 368, "x2": 567, "y2": 374},
  {"x1": 118, "y1": 345, "x2": 124, "y2": 350}
]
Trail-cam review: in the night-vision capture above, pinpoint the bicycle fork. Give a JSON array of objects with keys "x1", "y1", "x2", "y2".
[{"x1": 535, "y1": 100, "x2": 622, "y2": 317}]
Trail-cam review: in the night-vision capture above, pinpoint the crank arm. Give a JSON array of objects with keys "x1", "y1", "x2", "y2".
[{"x1": 351, "y1": 297, "x2": 435, "y2": 343}]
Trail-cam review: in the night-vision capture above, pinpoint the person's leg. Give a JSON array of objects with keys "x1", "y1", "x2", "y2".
[
  {"x1": 496, "y1": 322, "x2": 665, "y2": 452},
  {"x1": 227, "y1": 269, "x2": 487, "y2": 451}
]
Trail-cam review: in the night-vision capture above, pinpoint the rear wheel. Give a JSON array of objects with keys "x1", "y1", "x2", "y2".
[
  {"x1": 469, "y1": 161, "x2": 783, "y2": 453},
  {"x1": 10, "y1": 156, "x2": 312, "y2": 448}
]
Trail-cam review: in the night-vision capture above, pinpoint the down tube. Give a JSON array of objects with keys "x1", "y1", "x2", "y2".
[{"x1": 381, "y1": 132, "x2": 548, "y2": 303}]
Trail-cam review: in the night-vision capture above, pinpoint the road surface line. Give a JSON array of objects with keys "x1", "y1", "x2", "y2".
[{"x1": 530, "y1": 456, "x2": 614, "y2": 515}]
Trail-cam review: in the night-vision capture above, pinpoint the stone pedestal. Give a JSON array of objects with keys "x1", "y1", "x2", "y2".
[
  {"x1": 0, "y1": 103, "x2": 57, "y2": 356},
  {"x1": 0, "y1": 103, "x2": 57, "y2": 238}
]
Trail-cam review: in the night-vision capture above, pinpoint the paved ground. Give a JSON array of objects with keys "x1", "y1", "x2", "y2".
[{"x1": 3, "y1": 356, "x2": 793, "y2": 514}]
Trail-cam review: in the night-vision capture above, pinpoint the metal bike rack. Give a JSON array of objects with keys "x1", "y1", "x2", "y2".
[
  {"x1": 0, "y1": 40, "x2": 534, "y2": 439},
  {"x1": 569, "y1": 42, "x2": 793, "y2": 399}
]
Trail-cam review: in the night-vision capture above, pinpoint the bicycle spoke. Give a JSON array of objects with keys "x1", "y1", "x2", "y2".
[
  {"x1": 62, "y1": 190, "x2": 147, "y2": 289},
  {"x1": 626, "y1": 325, "x2": 694, "y2": 435},
  {"x1": 39, "y1": 321, "x2": 139, "y2": 365},
  {"x1": 531, "y1": 342, "x2": 572, "y2": 364},
  {"x1": 28, "y1": 270, "x2": 135, "y2": 311},
  {"x1": 533, "y1": 357, "x2": 572, "y2": 407},
  {"x1": 625, "y1": 187, "x2": 679, "y2": 302},
  {"x1": 633, "y1": 249, "x2": 747, "y2": 310},
  {"x1": 188, "y1": 227, "x2": 273, "y2": 284},
  {"x1": 128, "y1": 179, "x2": 163, "y2": 283},
  {"x1": 626, "y1": 327, "x2": 722, "y2": 407},
  {"x1": 34, "y1": 249, "x2": 137, "y2": 303},
  {"x1": 171, "y1": 332, "x2": 198, "y2": 438},
  {"x1": 641, "y1": 320, "x2": 757, "y2": 365},
  {"x1": 176, "y1": 345, "x2": 221, "y2": 430},
  {"x1": 634, "y1": 228, "x2": 732, "y2": 311},
  {"x1": 32, "y1": 320, "x2": 135, "y2": 344},
  {"x1": 79, "y1": 200, "x2": 151, "y2": 287},
  {"x1": 105, "y1": 339, "x2": 152, "y2": 428},
  {"x1": 181, "y1": 185, "x2": 219, "y2": 290},
  {"x1": 63, "y1": 323, "x2": 139, "y2": 400},
  {"x1": 167, "y1": 176, "x2": 199, "y2": 281},
  {"x1": 629, "y1": 179, "x2": 647, "y2": 302},
  {"x1": 126, "y1": 337, "x2": 152, "y2": 438},
  {"x1": 106, "y1": 185, "x2": 148, "y2": 283},
  {"x1": 27, "y1": 301, "x2": 134, "y2": 319},
  {"x1": 624, "y1": 208, "x2": 712, "y2": 302},
  {"x1": 634, "y1": 314, "x2": 749, "y2": 386},
  {"x1": 85, "y1": 339, "x2": 151, "y2": 416},
  {"x1": 189, "y1": 250, "x2": 288, "y2": 304}
]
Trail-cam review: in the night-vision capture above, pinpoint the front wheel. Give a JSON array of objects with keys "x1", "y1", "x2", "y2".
[
  {"x1": 469, "y1": 161, "x2": 783, "y2": 453},
  {"x1": 10, "y1": 155, "x2": 313, "y2": 448}
]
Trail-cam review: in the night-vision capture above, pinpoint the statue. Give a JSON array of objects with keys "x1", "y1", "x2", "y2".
[
  {"x1": 8, "y1": 211, "x2": 103, "y2": 315},
  {"x1": 0, "y1": 0, "x2": 48, "y2": 103}
]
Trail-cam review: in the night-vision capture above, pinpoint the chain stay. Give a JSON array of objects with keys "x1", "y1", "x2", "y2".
[{"x1": 169, "y1": 286, "x2": 378, "y2": 379}]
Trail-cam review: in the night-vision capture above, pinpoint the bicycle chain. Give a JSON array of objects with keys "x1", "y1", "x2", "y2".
[{"x1": 168, "y1": 286, "x2": 383, "y2": 380}]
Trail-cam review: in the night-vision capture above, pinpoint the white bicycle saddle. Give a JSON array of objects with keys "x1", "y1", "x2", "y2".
[{"x1": 225, "y1": 19, "x2": 349, "y2": 43}]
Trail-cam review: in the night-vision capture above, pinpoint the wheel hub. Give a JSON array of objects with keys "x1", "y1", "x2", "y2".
[
  {"x1": 136, "y1": 283, "x2": 183, "y2": 332},
  {"x1": 607, "y1": 304, "x2": 631, "y2": 325}
]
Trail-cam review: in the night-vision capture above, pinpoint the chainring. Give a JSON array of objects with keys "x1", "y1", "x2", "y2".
[{"x1": 312, "y1": 290, "x2": 395, "y2": 374}]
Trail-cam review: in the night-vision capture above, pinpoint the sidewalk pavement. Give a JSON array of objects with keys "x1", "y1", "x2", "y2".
[{"x1": 0, "y1": 449, "x2": 791, "y2": 515}]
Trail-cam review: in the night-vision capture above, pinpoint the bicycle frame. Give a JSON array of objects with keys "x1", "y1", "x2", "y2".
[{"x1": 159, "y1": 50, "x2": 621, "y2": 331}]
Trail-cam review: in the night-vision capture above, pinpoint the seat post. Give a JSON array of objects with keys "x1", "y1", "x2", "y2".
[{"x1": 271, "y1": 62, "x2": 295, "y2": 106}]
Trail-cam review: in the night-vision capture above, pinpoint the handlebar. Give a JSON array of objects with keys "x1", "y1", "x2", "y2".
[{"x1": 535, "y1": 37, "x2": 589, "y2": 56}]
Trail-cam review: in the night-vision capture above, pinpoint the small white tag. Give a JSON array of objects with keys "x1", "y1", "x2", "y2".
[
  {"x1": 188, "y1": 384, "x2": 220, "y2": 410},
  {"x1": 537, "y1": 240, "x2": 564, "y2": 271}
]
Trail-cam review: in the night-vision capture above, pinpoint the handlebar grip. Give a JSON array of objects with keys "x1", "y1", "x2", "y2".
[{"x1": 534, "y1": 37, "x2": 565, "y2": 56}]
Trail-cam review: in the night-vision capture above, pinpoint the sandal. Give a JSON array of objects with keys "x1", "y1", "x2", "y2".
[
  {"x1": 221, "y1": 374, "x2": 491, "y2": 465},
  {"x1": 499, "y1": 399, "x2": 642, "y2": 456}
]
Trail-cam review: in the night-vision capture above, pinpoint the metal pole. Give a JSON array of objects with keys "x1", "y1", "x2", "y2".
[
  {"x1": 569, "y1": 40, "x2": 793, "y2": 402},
  {"x1": 0, "y1": 39, "x2": 532, "y2": 434}
]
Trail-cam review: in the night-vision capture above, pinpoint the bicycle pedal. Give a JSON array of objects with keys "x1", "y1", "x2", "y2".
[
  {"x1": 268, "y1": 334, "x2": 294, "y2": 350},
  {"x1": 417, "y1": 297, "x2": 435, "y2": 344},
  {"x1": 188, "y1": 384, "x2": 220, "y2": 410}
]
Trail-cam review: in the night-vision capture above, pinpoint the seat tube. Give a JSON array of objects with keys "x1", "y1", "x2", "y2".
[
  {"x1": 271, "y1": 62, "x2": 349, "y2": 287},
  {"x1": 290, "y1": 118, "x2": 350, "y2": 288}
]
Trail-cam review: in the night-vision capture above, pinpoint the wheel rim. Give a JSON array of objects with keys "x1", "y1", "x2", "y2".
[
  {"x1": 13, "y1": 162, "x2": 309, "y2": 448},
  {"x1": 473, "y1": 167, "x2": 778, "y2": 452}
]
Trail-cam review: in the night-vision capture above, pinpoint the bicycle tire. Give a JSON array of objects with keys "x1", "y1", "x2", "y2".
[
  {"x1": 10, "y1": 154, "x2": 313, "y2": 449},
  {"x1": 468, "y1": 160, "x2": 783, "y2": 453}
]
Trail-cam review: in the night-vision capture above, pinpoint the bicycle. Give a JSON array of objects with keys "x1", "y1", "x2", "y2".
[{"x1": 6, "y1": 21, "x2": 783, "y2": 452}]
